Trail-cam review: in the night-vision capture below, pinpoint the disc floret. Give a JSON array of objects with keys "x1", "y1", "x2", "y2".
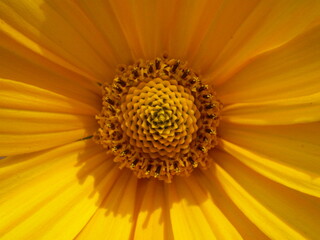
[{"x1": 95, "y1": 56, "x2": 221, "y2": 182}]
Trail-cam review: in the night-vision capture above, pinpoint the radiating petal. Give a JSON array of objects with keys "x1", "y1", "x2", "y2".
[
  {"x1": 0, "y1": 130, "x2": 94, "y2": 156},
  {"x1": 107, "y1": 0, "x2": 171, "y2": 59},
  {"x1": 213, "y1": 150, "x2": 320, "y2": 240},
  {"x1": 133, "y1": 180, "x2": 173, "y2": 240},
  {"x1": 219, "y1": 139, "x2": 320, "y2": 198},
  {"x1": 166, "y1": 178, "x2": 216, "y2": 239},
  {"x1": 199, "y1": 164, "x2": 270, "y2": 240},
  {"x1": 183, "y1": 0, "x2": 259, "y2": 72},
  {"x1": 166, "y1": 174, "x2": 242, "y2": 239},
  {"x1": 0, "y1": 20, "x2": 102, "y2": 89},
  {"x1": 0, "y1": 109, "x2": 96, "y2": 134},
  {"x1": 217, "y1": 24, "x2": 320, "y2": 103},
  {"x1": 167, "y1": 0, "x2": 259, "y2": 63},
  {"x1": 181, "y1": 172, "x2": 243, "y2": 239},
  {"x1": 76, "y1": 171, "x2": 137, "y2": 240},
  {"x1": 221, "y1": 93, "x2": 320, "y2": 125},
  {"x1": 0, "y1": 45, "x2": 101, "y2": 107},
  {"x1": 0, "y1": 141, "x2": 115, "y2": 239},
  {"x1": 107, "y1": 0, "x2": 258, "y2": 64},
  {"x1": 0, "y1": 78, "x2": 98, "y2": 115},
  {"x1": 0, "y1": 79, "x2": 97, "y2": 155},
  {"x1": 75, "y1": 0, "x2": 134, "y2": 65},
  {"x1": 0, "y1": 0, "x2": 115, "y2": 81},
  {"x1": 201, "y1": 0, "x2": 320, "y2": 85},
  {"x1": 218, "y1": 122, "x2": 320, "y2": 197}
]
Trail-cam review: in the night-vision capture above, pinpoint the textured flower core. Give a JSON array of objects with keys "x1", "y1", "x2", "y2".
[{"x1": 95, "y1": 56, "x2": 221, "y2": 182}]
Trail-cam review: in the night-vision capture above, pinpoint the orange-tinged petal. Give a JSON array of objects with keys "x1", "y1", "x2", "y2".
[
  {"x1": 40, "y1": 0, "x2": 120, "y2": 69},
  {"x1": 133, "y1": 180, "x2": 173, "y2": 240},
  {"x1": 108, "y1": 0, "x2": 169, "y2": 59},
  {"x1": 202, "y1": 0, "x2": 320, "y2": 85},
  {"x1": 0, "y1": 141, "x2": 114, "y2": 240},
  {"x1": 108, "y1": 0, "x2": 150, "y2": 59},
  {"x1": 75, "y1": 0, "x2": 134, "y2": 65},
  {"x1": 0, "y1": 44, "x2": 101, "y2": 107},
  {"x1": 167, "y1": 0, "x2": 256, "y2": 62},
  {"x1": 76, "y1": 171, "x2": 137, "y2": 240},
  {"x1": 184, "y1": 0, "x2": 259, "y2": 72},
  {"x1": 213, "y1": 150, "x2": 320, "y2": 240},
  {"x1": 0, "y1": 20, "x2": 102, "y2": 89},
  {"x1": 218, "y1": 122, "x2": 320, "y2": 197},
  {"x1": 0, "y1": 0, "x2": 113, "y2": 81},
  {"x1": 217, "y1": 24, "x2": 320, "y2": 103},
  {"x1": 221, "y1": 93, "x2": 320, "y2": 125}
]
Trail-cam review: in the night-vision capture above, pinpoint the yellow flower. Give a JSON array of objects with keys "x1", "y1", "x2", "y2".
[{"x1": 1, "y1": 0, "x2": 320, "y2": 239}]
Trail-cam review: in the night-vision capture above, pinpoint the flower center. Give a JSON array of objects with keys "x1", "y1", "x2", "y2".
[{"x1": 94, "y1": 56, "x2": 221, "y2": 182}]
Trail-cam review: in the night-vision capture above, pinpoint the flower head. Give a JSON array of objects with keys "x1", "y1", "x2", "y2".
[{"x1": 0, "y1": 0, "x2": 320, "y2": 239}]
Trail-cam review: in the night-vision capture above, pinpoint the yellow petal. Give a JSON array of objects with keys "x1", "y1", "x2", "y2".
[
  {"x1": 0, "y1": 19, "x2": 102, "y2": 89},
  {"x1": 0, "y1": 141, "x2": 114, "y2": 239},
  {"x1": 0, "y1": 129, "x2": 95, "y2": 156},
  {"x1": 167, "y1": 0, "x2": 259, "y2": 62},
  {"x1": 185, "y1": 0, "x2": 260, "y2": 72},
  {"x1": 133, "y1": 180, "x2": 173, "y2": 240},
  {"x1": 0, "y1": 79, "x2": 97, "y2": 155},
  {"x1": 0, "y1": 42, "x2": 101, "y2": 107},
  {"x1": 217, "y1": 24, "x2": 320, "y2": 103},
  {"x1": 108, "y1": 0, "x2": 170, "y2": 59},
  {"x1": 0, "y1": 78, "x2": 98, "y2": 115},
  {"x1": 165, "y1": 178, "x2": 217, "y2": 239},
  {"x1": 76, "y1": 171, "x2": 137, "y2": 240},
  {"x1": 201, "y1": 0, "x2": 320, "y2": 85},
  {"x1": 108, "y1": 0, "x2": 153, "y2": 59},
  {"x1": 221, "y1": 92, "x2": 320, "y2": 125},
  {"x1": 0, "y1": 0, "x2": 114, "y2": 81},
  {"x1": 219, "y1": 139, "x2": 320, "y2": 198},
  {"x1": 75, "y1": 0, "x2": 134, "y2": 65},
  {"x1": 0, "y1": 108, "x2": 96, "y2": 134},
  {"x1": 213, "y1": 150, "x2": 320, "y2": 240},
  {"x1": 182, "y1": 173, "x2": 243, "y2": 240},
  {"x1": 218, "y1": 122, "x2": 320, "y2": 197},
  {"x1": 200, "y1": 166, "x2": 270, "y2": 240}
]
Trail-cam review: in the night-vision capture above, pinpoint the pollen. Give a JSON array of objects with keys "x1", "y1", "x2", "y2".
[{"x1": 94, "y1": 56, "x2": 222, "y2": 182}]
